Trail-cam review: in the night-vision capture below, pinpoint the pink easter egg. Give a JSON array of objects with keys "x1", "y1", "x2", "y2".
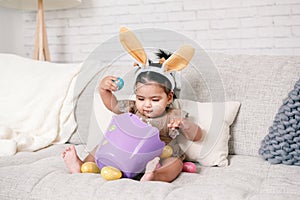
[{"x1": 182, "y1": 162, "x2": 197, "y2": 173}]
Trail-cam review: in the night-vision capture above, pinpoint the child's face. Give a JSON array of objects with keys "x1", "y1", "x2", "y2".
[{"x1": 135, "y1": 82, "x2": 173, "y2": 118}]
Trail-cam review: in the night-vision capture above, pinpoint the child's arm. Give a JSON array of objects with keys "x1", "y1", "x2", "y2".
[
  {"x1": 168, "y1": 110, "x2": 202, "y2": 141},
  {"x1": 179, "y1": 120, "x2": 202, "y2": 141},
  {"x1": 98, "y1": 76, "x2": 122, "y2": 114}
]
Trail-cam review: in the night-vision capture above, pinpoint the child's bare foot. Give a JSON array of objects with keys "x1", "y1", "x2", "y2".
[
  {"x1": 62, "y1": 145, "x2": 83, "y2": 173},
  {"x1": 140, "y1": 157, "x2": 161, "y2": 181}
]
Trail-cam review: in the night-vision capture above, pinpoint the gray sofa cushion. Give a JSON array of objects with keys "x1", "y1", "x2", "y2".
[
  {"x1": 259, "y1": 78, "x2": 300, "y2": 165},
  {"x1": 211, "y1": 54, "x2": 300, "y2": 156}
]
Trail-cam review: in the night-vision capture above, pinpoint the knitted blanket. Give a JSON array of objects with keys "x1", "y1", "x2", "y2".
[{"x1": 259, "y1": 78, "x2": 300, "y2": 166}]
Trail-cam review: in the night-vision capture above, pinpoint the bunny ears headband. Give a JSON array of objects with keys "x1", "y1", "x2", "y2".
[{"x1": 119, "y1": 27, "x2": 195, "y2": 90}]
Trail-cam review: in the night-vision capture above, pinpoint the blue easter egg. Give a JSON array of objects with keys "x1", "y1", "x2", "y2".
[{"x1": 114, "y1": 77, "x2": 124, "y2": 91}]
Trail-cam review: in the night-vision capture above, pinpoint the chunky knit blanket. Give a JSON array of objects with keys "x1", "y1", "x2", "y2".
[{"x1": 259, "y1": 78, "x2": 300, "y2": 166}]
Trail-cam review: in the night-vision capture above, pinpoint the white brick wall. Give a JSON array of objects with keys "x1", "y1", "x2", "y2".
[{"x1": 22, "y1": 0, "x2": 300, "y2": 62}]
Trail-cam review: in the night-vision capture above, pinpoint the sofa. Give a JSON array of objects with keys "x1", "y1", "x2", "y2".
[{"x1": 0, "y1": 46, "x2": 299, "y2": 199}]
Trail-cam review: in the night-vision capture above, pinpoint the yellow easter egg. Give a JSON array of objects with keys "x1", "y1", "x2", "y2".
[
  {"x1": 160, "y1": 145, "x2": 173, "y2": 159},
  {"x1": 81, "y1": 162, "x2": 100, "y2": 173},
  {"x1": 101, "y1": 166, "x2": 122, "y2": 181}
]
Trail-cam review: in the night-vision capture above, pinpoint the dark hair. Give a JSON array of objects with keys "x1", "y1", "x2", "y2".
[
  {"x1": 134, "y1": 49, "x2": 180, "y2": 99},
  {"x1": 155, "y1": 49, "x2": 172, "y2": 60},
  {"x1": 135, "y1": 71, "x2": 172, "y2": 95}
]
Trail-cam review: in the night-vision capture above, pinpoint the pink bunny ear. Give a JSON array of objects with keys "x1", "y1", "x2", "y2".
[
  {"x1": 119, "y1": 27, "x2": 147, "y2": 66},
  {"x1": 163, "y1": 45, "x2": 195, "y2": 72}
]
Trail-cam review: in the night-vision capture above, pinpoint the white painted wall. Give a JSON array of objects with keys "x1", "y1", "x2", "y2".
[
  {"x1": 0, "y1": 7, "x2": 25, "y2": 56},
  {"x1": 19, "y1": 0, "x2": 300, "y2": 62}
]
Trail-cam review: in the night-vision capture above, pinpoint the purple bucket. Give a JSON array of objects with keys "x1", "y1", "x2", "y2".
[{"x1": 95, "y1": 113, "x2": 165, "y2": 178}]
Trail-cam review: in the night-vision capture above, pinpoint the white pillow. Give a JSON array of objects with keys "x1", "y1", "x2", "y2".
[
  {"x1": 173, "y1": 99, "x2": 240, "y2": 167},
  {"x1": 0, "y1": 54, "x2": 81, "y2": 155}
]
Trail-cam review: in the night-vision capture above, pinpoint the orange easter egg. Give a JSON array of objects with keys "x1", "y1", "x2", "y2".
[
  {"x1": 160, "y1": 145, "x2": 173, "y2": 159},
  {"x1": 101, "y1": 166, "x2": 122, "y2": 181},
  {"x1": 81, "y1": 162, "x2": 100, "y2": 173}
]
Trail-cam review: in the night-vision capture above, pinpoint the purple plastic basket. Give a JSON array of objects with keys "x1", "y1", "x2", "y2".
[{"x1": 95, "y1": 113, "x2": 165, "y2": 178}]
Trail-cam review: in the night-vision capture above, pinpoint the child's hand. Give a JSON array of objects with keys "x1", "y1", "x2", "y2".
[
  {"x1": 99, "y1": 76, "x2": 119, "y2": 92},
  {"x1": 167, "y1": 118, "x2": 182, "y2": 130},
  {"x1": 168, "y1": 118, "x2": 183, "y2": 139}
]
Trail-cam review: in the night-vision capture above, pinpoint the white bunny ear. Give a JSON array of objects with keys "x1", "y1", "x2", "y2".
[
  {"x1": 119, "y1": 27, "x2": 147, "y2": 66},
  {"x1": 163, "y1": 45, "x2": 195, "y2": 72}
]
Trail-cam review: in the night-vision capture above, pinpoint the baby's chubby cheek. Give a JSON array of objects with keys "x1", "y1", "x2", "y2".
[{"x1": 151, "y1": 105, "x2": 167, "y2": 117}]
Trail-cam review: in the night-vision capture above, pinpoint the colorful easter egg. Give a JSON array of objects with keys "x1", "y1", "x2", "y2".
[
  {"x1": 81, "y1": 162, "x2": 100, "y2": 173},
  {"x1": 113, "y1": 77, "x2": 124, "y2": 91},
  {"x1": 182, "y1": 162, "x2": 197, "y2": 173},
  {"x1": 160, "y1": 145, "x2": 173, "y2": 159},
  {"x1": 101, "y1": 166, "x2": 122, "y2": 180}
]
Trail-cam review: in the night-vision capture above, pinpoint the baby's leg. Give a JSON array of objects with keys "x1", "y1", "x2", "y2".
[
  {"x1": 62, "y1": 145, "x2": 83, "y2": 173},
  {"x1": 140, "y1": 157, "x2": 161, "y2": 181},
  {"x1": 62, "y1": 145, "x2": 98, "y2": 173},
  {"x1": 83, "y1": 146, "x2": 98, "y2": 163},
  {"x1": 141, "y1": 157, "x2": 183, "y2": 182}
]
